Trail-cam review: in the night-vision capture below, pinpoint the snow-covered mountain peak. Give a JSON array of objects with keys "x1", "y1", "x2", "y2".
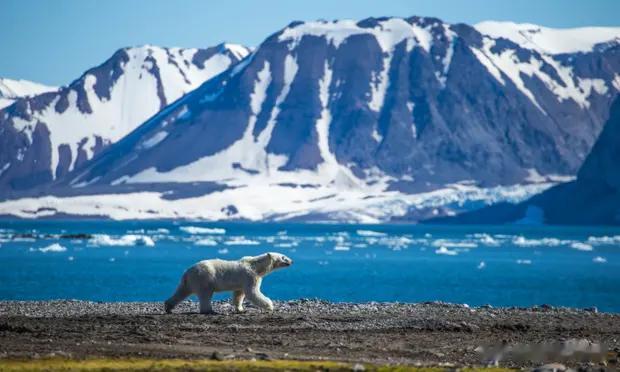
[
  {"x1": 277, "y1": 16, "x2": 453, "y2": 52},
  {"x1": 0, "y1": 78, "x2": 57, "y2": 109},
  {"x1": 475, "y1": 21, "x2": 620, "y2": 54},
  {"x1": 0, "y1": 43, "x2": 250, "y2": 192}
]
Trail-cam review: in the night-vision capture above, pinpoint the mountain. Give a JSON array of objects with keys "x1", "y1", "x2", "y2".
[
  {"x1": 0, "y1": 78, "x2": 57, "y2": 109},
  {"x1": 0, "y1": 43, "x2": 250, "y2": 194},
  {"x1": 475, "y1": 21, "x2": 620, "y2": 55},
  {"x1": 430, "y1": 95, "x2": 620, "y2": 225},
  {"x1": 0, "y1": 16, "x2": 619, "y2": 221}
]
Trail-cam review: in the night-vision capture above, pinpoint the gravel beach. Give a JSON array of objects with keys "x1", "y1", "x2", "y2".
[{"x1": 1, "y1": 300, "x2": 619, "y2": 369}]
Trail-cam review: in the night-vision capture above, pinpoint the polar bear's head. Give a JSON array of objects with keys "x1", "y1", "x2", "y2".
[
  {"x1": 245, "y1": 252, "x2": 293, "y2": 276},
  {"x1": 268, "y1": 252, "x2": 293, "y2": 269}
]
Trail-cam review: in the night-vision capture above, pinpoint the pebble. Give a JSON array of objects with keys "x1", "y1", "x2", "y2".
[{"x1": 210, "y1": 351, "x2": 224, "y2": 361}]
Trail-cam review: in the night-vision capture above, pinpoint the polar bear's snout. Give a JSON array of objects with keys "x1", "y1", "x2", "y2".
[{"x1": 274, "y1": 254, "x2": 293, "y2": 268}]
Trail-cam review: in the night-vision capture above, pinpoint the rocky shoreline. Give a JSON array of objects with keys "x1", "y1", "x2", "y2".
[{"x1": 1, "y1": 300, "x2": 619, "y2": 370}]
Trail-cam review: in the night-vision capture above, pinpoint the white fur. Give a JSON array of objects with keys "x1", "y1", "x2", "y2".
[{"x1": 164, "y1": 252, "x2": 292, "y2": 314}]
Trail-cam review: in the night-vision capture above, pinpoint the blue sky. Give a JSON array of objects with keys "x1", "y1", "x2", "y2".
[{"x1": 2, "y1": 0, "x2": 619, "y2": 86}]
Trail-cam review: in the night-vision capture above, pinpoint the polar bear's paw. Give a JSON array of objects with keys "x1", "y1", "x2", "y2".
[{"x1": 164, "y1": 301, "x2": 174, "y2": 314}]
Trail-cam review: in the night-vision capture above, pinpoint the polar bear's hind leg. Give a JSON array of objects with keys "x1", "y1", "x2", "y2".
[
  {"x1": 232, "y1": 290, "x2": 245, "y2": 312},
  {"x1": 164, "y1": 276, "x2": 192, "y2": 314}
]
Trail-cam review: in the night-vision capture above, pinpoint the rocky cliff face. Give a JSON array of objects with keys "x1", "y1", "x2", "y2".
[
  {"x1": 429, "y1": 96, "x2": 620, "y2": 225},
  {"x1": 0, "y1": 43, "x2": 249, "y2": 195}
]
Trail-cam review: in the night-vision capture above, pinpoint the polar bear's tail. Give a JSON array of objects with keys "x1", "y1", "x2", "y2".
[{"x1": 164, "y1": 274, "x2": 191, "y2": 314}]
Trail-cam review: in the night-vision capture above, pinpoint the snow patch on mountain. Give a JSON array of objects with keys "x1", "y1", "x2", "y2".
[
  {"x1": 471, "y1": 36, "x2": 611, "y2": 111},
  {"x1": 316, "y1": 61, "x2": 336, "y2": 168},
  {"x1": 0, "y1": 78, "x2": 57, "y2": 109},
  {"x1": 222, "y1": 43, "x2": 251, "y2": 60},
  {"x1": 140, "y1": 131, "x2": 168, "y2": 150},
  {"x1": 435, "y1": 24, "x2": 456, "y2": 87},
  {"x1": 475, "y1": 21, "x2": 620, "y2": 54},
  {"x1": 259, "y1": 54, "x2": 298, "y2": 148}
]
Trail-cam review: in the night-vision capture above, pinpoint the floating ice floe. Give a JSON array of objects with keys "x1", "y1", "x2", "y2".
[
  {"x1": 435, "y1": 246, "x2": 458, "y2": 256},
  {"x1": 334, "y1": 245, "x2": 351, "y2": 251},
  {"x1": 150, "y1": 228, "x2": 170, "y2": 234},
  {"x1": 217, "y1": 248, "x2": 229, "y2": 254},
  {"x1": 432, "y1": 239, "x2": 478, "y2": 248},
  {"x1": 477, "y1": 261, "x2": 486, "y2": 269},
  {"x1": 593, "y1": 256, "x2": 607, "y2": 263},
  {"x1": 223, "y1": 237, "x2": 260, "y2": 245},
  {"x1": 570, "y1": 242, "x2": 593, "y2": 251},
  {"x1": 180, "y1": 226, "x2": 226, "y2": 235},
  {"x1": 38, "y1": 243, "x2": 67, "y2": 253},
  {"x1": 471, "y1": 233, "x2": 501, "y2": 246},
  {"x1": 356, "y1": 230, "x2": 387, "y2": 237},
  {"x1": 331, "y1": 235, "x2": 348, "y2": 245},
  {"x1": 516, "y1": 259, "x2": 532, "y2": 265},
  {"x1": 89, "y1": 234, "x2": 155, "y2": 247},
  {"x1": 12, "y1": 237, "x2": 36, "y2": 243},
  {"x1": 380, "y1": 236, "x2": 414, "y2": 250},
  {"x1": 587, "y1": 235, "x2": 620, "y2": 245},
  {"x1": 512, "y1": 236, "x2": 565, "y2": 247},
  {"x1": 194, "y1": 238, "x2": 218, "y2": 246}
]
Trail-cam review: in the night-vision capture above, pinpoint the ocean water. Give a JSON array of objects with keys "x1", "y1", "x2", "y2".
[{"x1": 1, "y1": 220, "x2": 619, "y2": 312}]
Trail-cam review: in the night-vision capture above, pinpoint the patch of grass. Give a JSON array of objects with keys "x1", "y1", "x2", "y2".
[{"x1": 0, "y1": 358, "x2": 516, "y2": 371}]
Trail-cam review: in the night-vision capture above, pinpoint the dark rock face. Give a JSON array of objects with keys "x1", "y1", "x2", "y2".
[
  {"x1": 536, "y1": 95, "x2": 620, "y2": 225},
  {"x1": 430, "y1": 96, "x2": 620, "y2": 225},
  {"x1": 578, "y1": 97, "x2": 620, "y2": 190},
  {"x1": 65, "y1": 17, "x2": 619, "y2": 193},
  {"x1": 0, "y1": 44, "x2": 249, "y2": 197}
]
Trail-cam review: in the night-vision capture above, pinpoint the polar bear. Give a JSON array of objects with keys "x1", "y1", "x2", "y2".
[{"x1": 164, "y1": 252, "x2": 293, "y2": 314}]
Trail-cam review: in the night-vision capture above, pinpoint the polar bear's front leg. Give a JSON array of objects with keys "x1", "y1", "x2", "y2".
[
  {"x1": 232, "y1": 290, "x2": 245, "y2": 312},
  {"x1": 244, "y1": 283, "x2": 274, "y2": 311},
  {"x1": 198, "y1": 290, "x2": 215, "y2": 314}
]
